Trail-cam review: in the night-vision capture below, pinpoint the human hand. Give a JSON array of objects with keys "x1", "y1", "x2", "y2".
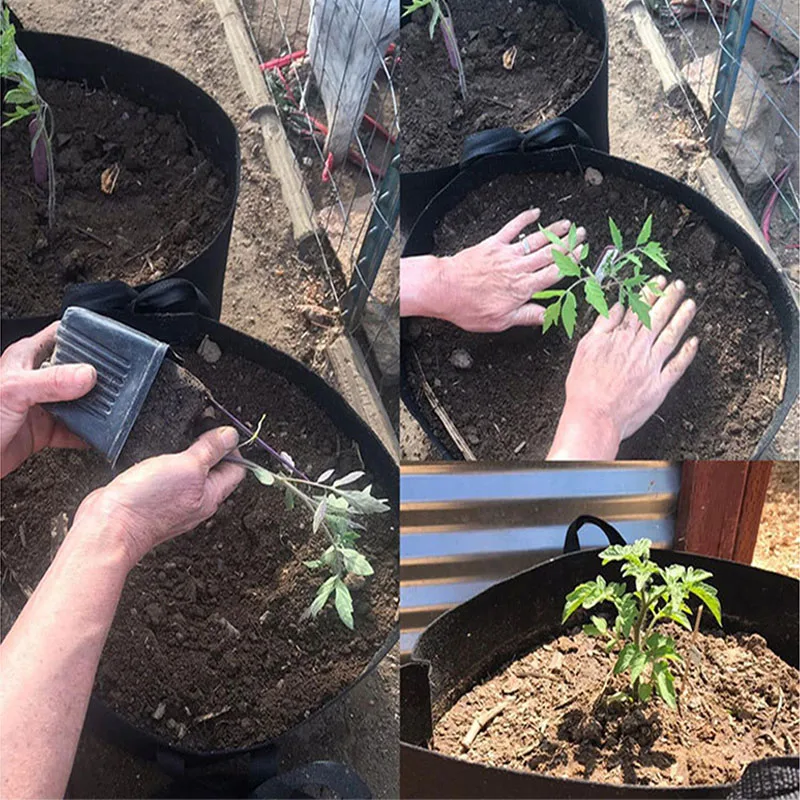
[
  {"x1": 548, "y1": 277, "x2": 699, "y2": 460},
  {"x1": 401, "y1": 209, "x2": 586, "y2": 332},
  {"x1": 74, "y1": 426, "x2": 246, "y2": 567},
  {"x1": 0, "y1": 322, "x2": 97, "y2": 478}
]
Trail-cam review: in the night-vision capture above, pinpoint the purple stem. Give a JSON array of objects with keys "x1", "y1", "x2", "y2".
[
  {"x1": 29, "y1": 117, "x2": 48, "y2": 187},
  {"x1": 207, "y1": 395, "x2": 310, "y2": 481}
]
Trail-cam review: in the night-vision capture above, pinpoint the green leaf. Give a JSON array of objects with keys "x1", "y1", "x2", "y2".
[
  {"x1": 642, "y1": 240, "x2": 670, "y2": 272},
  {"x1": 614, "y1": 643, "x2": 639, "y2": 675},
  {"x1": 530, "y1": 289, "x2": 565, "y2": 300},
  {"x1": 539, "y1": 224, "x2": 564, "y2": 247},
  {"x1": 590, "y1": 615, "x2": 608, "y2": 634},
  {"x1": 637, "y1": 214, "x2": 653, "y2": 246},
  {"x1": 583, "y1": 623, "x2": 602, "y2": 637},
  {"x1": 305, "y1": 575, "x2": 337, "y2": 619},
  {"x1": 552, "y1": 249, "x2": 580, "y2": 277},
  {"x1": 334, "y1": 578, "x2": 354, "y2": 629},
  {"x1": 580, "y1": 243, "x2": 589, "y2": 261},
  {"x1": 561, "y1": 291, "x2": 577, "y2": 339},
  {"x1": 689, "y1": 582, "x2": 722, "y2": 626},
  {"x1": 628, "y1": 293, "x2": 652, "y2": 329},
  {"x1": 653, "y1": 661, "x2": 677, "y2": 710},
  {"x1": 251, "y1": 466, "x2": 275, "y2": 486},
  {"x1": 428, "y1": 1, "x2": 442, "y2": 37},
  {"x1": 333, "y1": 471, "x2": 365, "y2": 488},
  {"x1": 568, "y1": 224, "x2": 578, "y2": 250},
  {"x1": 638, "y1": 681, "x2": 653, "y2": 702},
  {"x1": 284, "y1": 488, "x2": 295, "y2": 510},
  {"x1": 615, "y1": 594, "x2": 638, "y2": 639},
  {"x1": 303, "y1": 560, "x2": 323, "y2": 569},
  {"x1": 341, "y1": 548, "x2": 374, "y2": 576},
  {"x1": 312, "y1": 497, "x2": 328, "y2": 533},
  {"x1": 608, "y1": 217, "x2": 623, "y2": 250},
  {"x1": 629, "y1": 650, "x2": 648, "y2": 684},
  {"x1": 562, "y1": 580, "x2": 602, "y2": 622},
  {"x1": 584, "y1": 278, "x2": 609, "y2": 318},
  {"x1": 542, "y1": 298, "x2": 561, "y2": 334},
  {"x1": 317, "y1": 468, "x2": 335, "y2": 483}
]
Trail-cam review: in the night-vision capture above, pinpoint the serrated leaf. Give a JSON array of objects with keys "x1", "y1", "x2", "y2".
[
  {"x1": 542, "y1": 299, "x2": 561, "y2": 334},
  {"x1": 608, "y1": 217, "x2": 623, "y2": 250},
  {"x1": 642, "y1": 240, "x2": 670, "y2": 272},
  {"x1": 584, "y1": 278, "x2": 609, "y2": 318},
  {"x1": 653, "y1": 662, "x2": 677, "y2": 710},
  {"x1": 568, "y1": 224, "x2": 578, "y2": 250},
  {"x1": 629, "y1": 651, "x2": 648, "y2": 684},
  {"x1": 552, "y1": 249, "x2": 580, "y2": 277},
  {"x1": 312, "y1": 497, "x2": 328, "y2": 533},
  {"x1": 689, "y1": 582, "x2": 722, "y2": 626},
  {"x1": 614, "y1": 643, "x2": 639, "y2": 675},
  {"x1": 590, "y1": 615, "x2": 608, "y2": 634},
  {"x1": 334, "y1": 579, "x2": 354, "y2": 629},
  {"x1": 637, "y1": 214, "x2": 653, "y2": 246},
  {"x1": 628, "y1": 293, "x2": 652, "y2": 329},
  {"x1": 561, "y1": 291, "x2": 577, "y2": 339},
  {"x1": 539, "y1": 224, "x2": 564, "y2": 247},
  {"x1": 333, "y1": 471, "x2": 365, "y2": 488},
  {"x1": 304, "y1": 575, "x2": 337, "y2": 619},
  {"x1": 562, "y1": 581, "x2": 598, "y2": 622},
  {"x1": 341, "y1": 548, "x2": 374, "y2": 576}
]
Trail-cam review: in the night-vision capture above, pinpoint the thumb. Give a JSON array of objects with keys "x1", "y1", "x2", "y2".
[
  {"x1": 507, "y1": 303, "x2": 546, "y2": 328},
  {"x1": 188, "y1": 426, "x2": 240, "y2": 471},
  {"x1": 5, "y1": 364, "x2": 97, "y2": 410}
]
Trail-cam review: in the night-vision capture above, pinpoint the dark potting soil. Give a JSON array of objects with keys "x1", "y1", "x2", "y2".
[
  {"x1": 433, "y1": 626, "x2": 800, "y2": 787},
  {"x1": 0, "y1": 79, "x2": 230, "y2": 317},
  {"x1": 404, "y1": 170, "x2": 786, "y2": 460},
  {"x1": 399, "y1": 0, "x2": 601, "y2": 172},
  {"x1": 0, "y1": 345, "x2": 397, "y2": 751}
]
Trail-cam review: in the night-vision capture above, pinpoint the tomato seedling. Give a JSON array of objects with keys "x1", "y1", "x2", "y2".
[{"x1": 563, "y1": 538, "x2": 722, "y2": 709}]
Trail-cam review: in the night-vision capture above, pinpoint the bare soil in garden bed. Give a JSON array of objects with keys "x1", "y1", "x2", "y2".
[
  {"x1": 1, "y1": 79, "x2": 230, "y2": 318},
  {"x1": 0, "y1": 345, "x2": 397, "y2": 751},
  {"x1": 433, "y1": 626, "x2": 799, "y2": 788},
  {"x1": 399, "y1": 0, "x2": 602, "y2": 172},
  {"x1": 404, "y1": 170, "x2": 787, "y2": 460}
]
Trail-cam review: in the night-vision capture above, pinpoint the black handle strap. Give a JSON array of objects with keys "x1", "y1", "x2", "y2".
[
  {"x1": 727, "y1": 756, "x2": 800, "y2": 799},
  {"x1": 563, "y1": 515, "x2": 627, "y2": 555},
  {"x1": 60, "y1": 277, "x2": 213, "y2": 317},
  {"x1": 461, "y1": 117, "x2": 594, "y2": 166},
  {"x1": 250, "y1": 761, "x2": 371, "y2": 799}
]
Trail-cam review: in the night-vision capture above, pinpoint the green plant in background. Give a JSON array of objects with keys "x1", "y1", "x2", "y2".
[
  {"x1": 534, "y1": 215, "x2": 671, "y2": 338},
  {"x1": 562, "y1": 539, "x2": 722, "y2": 709},
  {"x1": 0, "y1": 8, "x2": 56, "y2": 226},
  {"x1": 402, "y1": 0, "x2": 467, "y2": 100}
]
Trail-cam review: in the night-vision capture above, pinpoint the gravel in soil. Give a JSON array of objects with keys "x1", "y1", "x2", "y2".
[
  {"x1": 404, "y1": 169, "x2": 787, "y2": 460},
  {"x1": 399, "y1": 0, "x2": 601, "y2": 172},
  {"x1": 0, "y1": 344, "x2": 398, "y2": 751},
  {"x1": 433, "y1": 627, "x2": 799, "y2": 787},
  {"x1": 1, "y1": 79, "x2": 230, "y2": 318}
]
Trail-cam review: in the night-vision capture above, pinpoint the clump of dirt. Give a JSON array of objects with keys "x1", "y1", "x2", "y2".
[
  {"x1": 1, "y1": 79, "x2": 231, "y2": 317},
  {"x1": 404, "y1": 169, "x2": 787, "y2": 460},
  {"x1": 434, "y1": 627, "x2": 799, "y2": 787},
  {"x1": 119, "y1": 358, "x2": 210, "y2": 467},
  {"x1": 1, "y1": 344, "x2": 397, "y2": 751},
  {"x1": 399, "y1": 0, "x2": 602, "y2": 172}
]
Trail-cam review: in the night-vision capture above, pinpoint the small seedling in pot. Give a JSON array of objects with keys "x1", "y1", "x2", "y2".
[
  {"x1": 562, "y1": 538, "x2": 722, "y2": 709},
  {"x1": 0, "y1": 8, "x2": 56, "y2": 226},
  {"x1": 211, "y1": 404, "x2": 390, "y2": 630},
  {"x1": 402, "y1": 0, "x2": 467, "y2": 100},
  {"x1": 533, "y1": 215, "x2": 671, "y2": 338}
]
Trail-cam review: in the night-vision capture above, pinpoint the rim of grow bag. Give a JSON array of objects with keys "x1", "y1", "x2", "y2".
[
  {"x1": 400, "y1": 146, "x2": 800, "y2": 461},
  {"x1": 401, "y1": 518, "x2": 800, "y2": 798},
  {"x1": 8, "y1": 31, "x2": 241, "y2": 320},
  {"x1": 399, "y1": 0, "x2": 610, "y2": 228},
  {"x1": 0, "y1": 313, "x2": 399, "y2": 766}
]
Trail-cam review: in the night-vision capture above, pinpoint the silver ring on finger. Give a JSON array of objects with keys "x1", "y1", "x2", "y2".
[{"x1": 520, "y1": 237, "x2": 532, "y2": 256}]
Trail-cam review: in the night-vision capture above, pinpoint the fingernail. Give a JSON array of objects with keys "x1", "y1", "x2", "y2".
[
  {"x1": 690, "y1": 336, "x2": 699, "y2": 348},
  {"x1": 685, "y1": 299, "x2": 696, "y2": 313},
  {"x1": 221, "y1": 427, "x2": 239, "y2": 449},
  {"x1": 675, "y1": 279, "x2": 685, "y2": 292},
  {"x1": 576, "y1": 226, "x2": 586, "y2": 240},
  {"x1": 530, "y1": 207, "x2": 540, "y2": 215},
  {"x1": 76, "y1": 364, "x2": 96, "y2": 384}
]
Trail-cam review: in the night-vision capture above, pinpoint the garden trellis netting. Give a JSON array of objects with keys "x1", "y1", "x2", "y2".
[
  {"x1": 648, "y1": 0, "x2": 799, "y2": 282},
  {"x1": 239, "y1": 0, "x2": 400, "y2": 398}
]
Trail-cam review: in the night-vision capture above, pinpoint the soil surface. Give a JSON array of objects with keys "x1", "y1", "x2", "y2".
[
  {"x1": 1, "y1": 79, "x2": 230, "y2": 318},
  {"x1": 1, "y1": 342, "x2": 398, "y2": 751},
  {"x1": 433, "y1": 626, "x2": 799, "y2": 787},
  {"x1": 399, "y1": 0, "x2": 601, "y2": 172},
  {"x1": 404, "y1": 169, "x2": 787, "y2": 460}
]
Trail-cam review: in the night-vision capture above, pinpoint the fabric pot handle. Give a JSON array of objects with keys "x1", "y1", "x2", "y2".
[
  {"x1": 250, "y1": 761, "x2": 371, "y2": 799},
  {"x1": 563, "y1": 515, "x2": 627, "y2": 554},
  {"x1": 60, "y1": 277, "x2": 213, "y2": 317},
  {"x1": 460, "y1": 117, "x2": 594, "y2": 166},
  {"x1": 727, "y1": 756, "x2": 800, "y2": 799}
]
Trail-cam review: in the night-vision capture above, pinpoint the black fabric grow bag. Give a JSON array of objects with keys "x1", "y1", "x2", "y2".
[
  {"x1": 0, "y1": 313, "x2": 398, "y2": 790},
  {"x1": 8, "y1": 32, "x2": 240, "y2": 320},
  {"x1": 400, "y1": 0, "x2": 609, "y2": 229},
  {"x1": 400, "y1": 517, "x2": 800, "y2": 799},
  {"x1": 400, "y1": 146, "x2": 800, "y2": 460}
]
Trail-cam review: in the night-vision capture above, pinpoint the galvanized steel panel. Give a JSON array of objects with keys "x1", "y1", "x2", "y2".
[{"x1": 400, "y1": 462, "x2": 680, "y2": 657}]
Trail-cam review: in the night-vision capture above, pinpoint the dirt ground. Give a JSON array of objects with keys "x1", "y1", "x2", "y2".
[
  {"x1": 400, "y1": 0, "x2": 798, "y2": 461},
  {"x1": 753, "y1": 461, "x2": 800, "y2": 580},
  {"x1": 10, "y1": 0, "x2": 397, "y2": 795}
]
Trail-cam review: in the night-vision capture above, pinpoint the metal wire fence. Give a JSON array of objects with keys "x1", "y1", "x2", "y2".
[
  {"x1": 652, "y1": 0, "x2": 799, "y2": 280},
  {"x1": 238, "y1": 0, "x2": 400, "y2": 401}
]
